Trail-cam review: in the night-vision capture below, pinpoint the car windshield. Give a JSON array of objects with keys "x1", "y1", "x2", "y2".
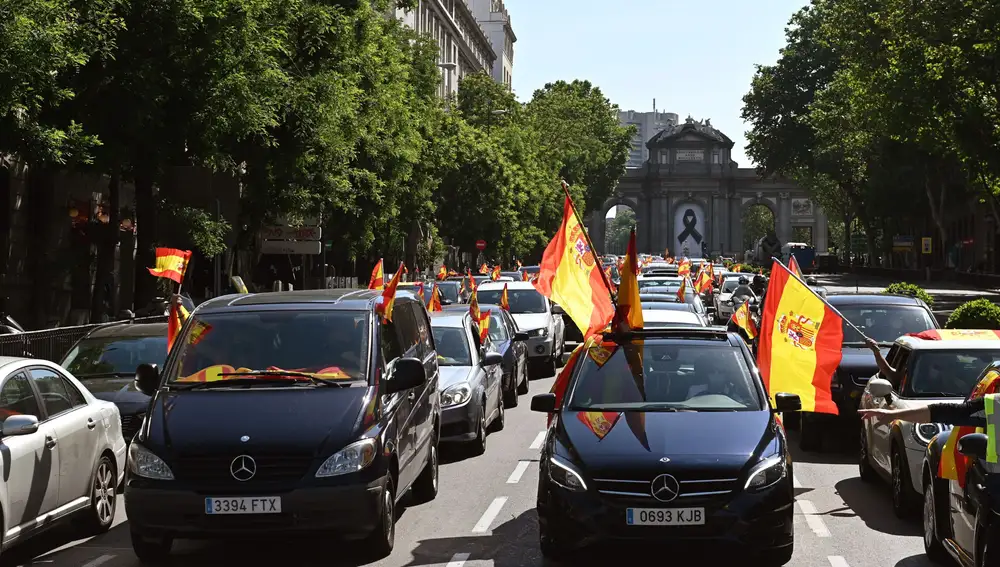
[
  {"x1": 431, "y1": 326, "x2": 473, "y2": 366},
  {"x1": 436, "y1": 282, "x2": 460, "y2": 303},
  {"x1": 477, "y1": 289, "x2": 547, "y2": 313},
  {"x1": 904, "y1": 350, "x2": 1000, "y2": 398},
  {"x1": 568, "y1": 342, "x2": 761, "y2": 411},
  {"x1": 169, "y1": 310, "x2": 369, "y2": 383},
  {"x1": 839, "y1": 305, "x2": 937, "y2": 344},
  {"x1": 638, "y1": 279, "x2": 678, "y2": 289},
  {"x1": 722, "y1": 280, "x2": 741, "y2": 293},
  {"x1": 62, "y1": 336, "x2": 167, "y2": 376}
]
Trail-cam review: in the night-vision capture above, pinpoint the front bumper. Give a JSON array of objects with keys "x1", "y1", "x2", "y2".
[
  {"x1": 125, "y1": 476, "x2": 386, "y2": 539},
  {"x1": 526, "y1": 336, "x2": 554, "y2": 359},
  {"x1": 538, "y1": 475, "x2": 793, "y2": 554},
  {"x1": 440, "y1": 400, "x2": 479, "y2": 442}
]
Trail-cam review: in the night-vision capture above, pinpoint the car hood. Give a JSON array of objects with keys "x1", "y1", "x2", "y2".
[
  {"x1": 439, "y1": 366, "x2": 477, "y2": 389},
  {"x1": 560, "y1": 409, "x2": 773, "y2": 477},
  {"x1": 83, "y1": 378, "x2": 150, "y2": 415},
  {"x1": 512, "y1": 313, "x2": 550, "y2": 331},
  {"x1": 718, "y1": 293, "x2": 733, "y2": 301},
  {"x1": 149, "y1": 386, "x2": 368, "y2": 456}
]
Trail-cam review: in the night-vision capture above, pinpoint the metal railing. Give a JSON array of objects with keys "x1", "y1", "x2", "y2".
[{"x1": 0, "y1": 316, "x2": 167, "y2": 363}]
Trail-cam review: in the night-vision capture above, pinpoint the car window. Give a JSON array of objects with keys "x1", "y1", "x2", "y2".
[
  {"x1": 0, "y1": 372, "x2": 41, "y2": 422},
  {"x1": 381, "y1": 320, "x2": 403, "y2": 366},
  {"x1": 437, "y1": 283, "x2": 460, "y2": 303},
  {"x1": 431, "y1": 326, "x2": 473, "y2": 366},
  {"x1": 488, "y1": 313, "x2": 509, "y2": 342},
  {"x1": 903, "y1": 349, "x2": 1000, "y2": 398},
  {"x1": 568, "y1": 342, "x2": 761, "y2": 411},
  {"x1": 30, "y1": 368, "x2": 87, "y2": 416},
  {"x1": 722, "y1": 280, "x2": 740, "y2": 292},
  {"x1": 476, "y1": 289, "x2": 547, "y2": 314},
  {"x1": 839, "y1": 305, "x2": 937, "y2": 344},
  {"x1": 393, "y1": 304, "x2": 420, "y2": 356},
  {"x1": 61, "y1": 336, "x2": 167, "y2": 376},
  {"x1": 411, "y1": 303, "x2": 434, "y2": 358}
]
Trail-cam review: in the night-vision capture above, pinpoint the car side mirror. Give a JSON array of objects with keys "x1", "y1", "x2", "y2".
[
  {"x1": 483, "y1": 352, "x2": 503, "y2": 366},
  {"x1": 1, "y1": 414, "x2": 39, "y2": 437},
  {"x1": 551, "y1": 304, "x2": 565, "y2": 315},
  {"x1": 958, "y1": 432, "x2": 988, "y2": 459},
  {"x1": 385, "y1": 357, "x2": 427, "y2": 395},
  {"x1": 135, "y1": 363, "x2": 161, "y2": 396},
  {"x1": 773, "y1": 393, "x2": 801, "y2": 413},
  {"x1": 531, "y1": 392, "x2": 557, "y2": 413},
  {"x1": 514, "y1": 331, "x2": 529, "y2": 341},
  {"x1": 867, "y1": 377, "x2": 894, "y2": 398},
  {"x1": 441, "y1": 298, "x2": 453, "y2": 306}
]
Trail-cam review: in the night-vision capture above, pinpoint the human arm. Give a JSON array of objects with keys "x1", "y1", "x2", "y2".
[
  {"x1": 859, "y1": 398, "x2": 986, "y2": 427},
  {"x1": 866, "y1": 338, "x2": 897, "y2": 382}
]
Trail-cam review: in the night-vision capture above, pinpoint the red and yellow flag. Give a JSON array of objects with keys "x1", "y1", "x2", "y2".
[
  {"x1": 437, "y1": 265, "x2": 447, "y2": 280},
  {"x1": 612, "y1": 229, "x2": 643, "y2": 332},
  {"x1": 469, "y1": 288, "x2": 491, "y2": 342},
  {"x1": 166, "y1": 299, "x2": 190, "y2": 353},
  {"x1": 694, "y1": 269, "x2": 713, "y2": 294},
  {"x1": 368, "y1": 259, "x2": 385, "y2": 290},
  {"x1": 533, "y1": 195, "x2": 615, "y2": 339},
  {"x1": 479, "y1": 263, "x2": 489, "y2": 275},
  {"x1": 939, "y1": 370, "x2": 1000, "y2": 483},
  {"x1": 676, "y1": 278, "x2": 688, "y2": 303},
  {"x1": 734, "y1": 264, "x2": 742, "y2": 273},
  {"x1": 577, "y1": 411, "x2": 621, "y2": 440},
  {"x1": 731, "y1": 301, "x2": 758, "y2": 340},
  {"x1": 147, "y1": 248, "x2": 192, "y2": 284},
  {"x1": 499, "y1": 283, "x2": 510, "y2": 311},
  {"x1": 757, "y1": 260, "x2": 843, "y2": 414},
  {"x1": 188, "y1": 320, "x2": 212, "y2": 345},
  {"x1": 521, "y1": 270, "x2": 530, "y2": 281},
  {"x1": 788, "y1": 255, "x2": 804, "y2": 278},
  {"x1": 909, "y1": 329, "x2": 1000, "y2": 341},
  {"x1": 427, "y1": 283, "x2": 443, "y2": 312},
  {"x1": 491, "y1": 265, "x2": 501, "y2": 281},
  {"x1": 677, "y1": 259, "x2": 691, "y2": 277},
  {"x1": 376, "y1": 262, "x2": 404, "y2": 321}
]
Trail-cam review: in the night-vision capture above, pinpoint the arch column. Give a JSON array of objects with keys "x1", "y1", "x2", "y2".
[
  {"x1": 814, "y1": 206, "x2": 829, "y2": 253},
  {"x1": 729, "y1": 198, "x2": 743, "y2": 256},
  {"x1": 778, "y1": 192, "x2": 793, "y2": 245},
  {"x1": 587, "y1": 211, "x2": 606, "y2": 256}
]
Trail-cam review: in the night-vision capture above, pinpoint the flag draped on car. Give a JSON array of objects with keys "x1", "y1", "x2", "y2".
[
  {"x1": 757, "y1": 260, "x2": 843, "y2": 414},
  {"x1": 534, "y1": 194, "x2": 614, "y2": 339},
  {"x1": 147, "y1": 248, "x2": 192, "y2": 284}
]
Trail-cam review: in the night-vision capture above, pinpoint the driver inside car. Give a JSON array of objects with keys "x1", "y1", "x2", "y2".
[{"x1": 686, "y1": 355, "x2": 731, "y2": 399}]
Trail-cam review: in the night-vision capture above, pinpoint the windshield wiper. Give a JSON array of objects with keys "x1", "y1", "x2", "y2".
[{"x1": 171, "y1": 377, "x2": 306, "y2": 390}]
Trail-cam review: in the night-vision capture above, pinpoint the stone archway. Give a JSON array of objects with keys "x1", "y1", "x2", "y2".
[
  {"x1": 589, "y1": 195, "x2": 640, "y2": 255},
  {"x1": 735, "y1": 197, "x2": 778, "y2": 258}
]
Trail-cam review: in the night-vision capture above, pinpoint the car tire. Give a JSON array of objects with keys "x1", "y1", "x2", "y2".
[
  {"x1": 130, "y1": 529, "x2": 173, "y2": 563},
  {"x1": 858, "y1": 428, "x2": 877, "y2": 483},
  {"x1": 517, "y1": 368, "x2": 529, "y2": 395},
  {"x1": 923, "y1": 474, "x2": 948, "y2": 562},
  {"x1": 79, "y1": 454, "x2": 117, "y2": 534},
  {"x1": 491, "y1": 395, "x2": 505, "y2": 432},
  {"x1": 363, "y1": 475, "x2": 396, "y2": 559},
  {"x1": 891, "y1": 446, "x2": 917, "y2": 517},
  {"x1": 411, "y1": 441, "x2": 439, "y2": 504},
  {"x1": 545, "y1": 356, "x2": 557, "y2": 378},
  {"x1": 538, "y1": 519, "x2": 572, "y2": 561},
  {"x1": 504, "y1": 374, "x2": 518, "y2": 408},
  {"x1": 798, "y1": 415, "x2": 822, "y2": 452},
  {"x1": 470, "y1": 403, "x2": 487, "y2": 456}
]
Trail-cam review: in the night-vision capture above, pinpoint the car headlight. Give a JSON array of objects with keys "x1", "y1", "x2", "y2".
[
  {"x1": 548, "y1": 455, "x2": 587, "y2": 492},
  {"x1": 913, "y1": 422, "x2": 948, "y2": 445},
  {"x1": 744, "y1": 455, "x2": 786, "y2": 491},
  {"x1": 316, "y1": 438, "x2": 377, "y2": 478},
  {"x1": 441, "y1": 382, "x2": 472, "y2": 407},
  {"x1": 128, "y1": 443, "x2": 174, "y2": 480},
  {"x1": 527, "y1": 328, "x2": 548, "y2": 338}
]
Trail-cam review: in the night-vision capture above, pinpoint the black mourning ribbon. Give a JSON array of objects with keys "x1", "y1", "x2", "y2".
[{"x1": 677, "y1": 208, "x2": 702, "y2": 244}]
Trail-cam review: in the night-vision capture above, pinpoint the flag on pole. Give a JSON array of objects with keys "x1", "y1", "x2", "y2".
[
  {"x1": 148, "y1": 248, "x2": 192, "y2": 284},
  {"x1": 731, "y1": 300, "x2": 758, "y2": 340},
  {"x1": 375, "y1": 262, "x2": 404, "y2": 321},
  {"x1": 499, "y1": 283, "x2": 510, "y2": 311},
  {"x1": 167, "y1": 298, "x2": 190, "y2": 352},
  {"x1": 427, "y1": 283, "x2": 443, "y2": 312},
  {"x1": 788, "y1": 255, "x2": 804, "y2": 278},
  {"x1": 368, "y1": 259, "x2": 385, "y2": 290}
]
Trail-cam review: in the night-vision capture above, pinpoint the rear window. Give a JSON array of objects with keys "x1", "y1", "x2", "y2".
[
  {"x1": 568, "y1": 342, "x2": 761, "y2": 411},
  {"x1": 477, "y1": 289, "x2": 546, "y2": 313},
  {"x1": 168, "y1": 310, "x2": 370, "y2": 383},
  {"x1": 62, "y1": 336, "x2": 167, "y2": 377},
  {"x1": 436, "y1": 282, "x2": 460, "y2": 303},
  {"x1": 431, "y1": 326, "x2": 472, "y2": 366}
]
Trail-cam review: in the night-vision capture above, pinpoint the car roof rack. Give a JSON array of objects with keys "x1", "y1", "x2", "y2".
[{"x1": 601, "y1": 327, "x2": 731, "y2": 342}]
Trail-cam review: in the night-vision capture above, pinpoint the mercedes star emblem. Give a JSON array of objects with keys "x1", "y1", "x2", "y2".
[
  {"x1": 650, "y1": 474, "x2": 681, "y2": 502},
  {"x1": 240, "y1": 435, "x2": 250, "y2": 443},
  {"x1": 230, "y1": 455, "x2": 257, "y2": 482}
]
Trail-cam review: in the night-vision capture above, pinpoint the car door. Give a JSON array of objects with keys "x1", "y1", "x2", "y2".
[
  {"x1": 408, "y1": 303, "x2": 438, "y2": 463},
  {"x1": 28, "y1": 366, "x2": 96, "y2": 507},
  {"x1": 506, "y1": 314, "x2": 526, "y2": 383},
  {"x1": 467, "y1": 323, "x2": 494, "y2": 415},
  {"x1": 391, "y1": 306, "x2": 423, "y2": 491},
  {"x1": 872, "y1": 347, "x2": 910, "y2": 472},
  {"x1": 0, "y1": 371, "x2": 61, "y2": 528},
  {"x1": 379, "y1": 319, "x2": 415, "y2": 491},
  {"x1": 956, "y1": 456, "x2": 988, "y2": 555}
]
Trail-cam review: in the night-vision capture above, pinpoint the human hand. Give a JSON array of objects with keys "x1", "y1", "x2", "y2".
[
  {"x1": 858, "y1": 408, "x2": 893, "y2": 424},
  {"x1": 865, "y1": 337, "x2": 880, "y2": 352}
]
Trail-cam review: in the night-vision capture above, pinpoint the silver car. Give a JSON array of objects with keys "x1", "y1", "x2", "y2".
[
  {"x1": 430, "y1": 312, "x2": 504, "y2": 456},
  {"x1": 475, "y1": 282, "x2": 565, "y2": 377}
]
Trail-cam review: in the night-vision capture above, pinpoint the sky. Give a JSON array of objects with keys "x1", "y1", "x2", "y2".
[{"x1": 503, "y1": 0, "x2": 808, "y2": 170}]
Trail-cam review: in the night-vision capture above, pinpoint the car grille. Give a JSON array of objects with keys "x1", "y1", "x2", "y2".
[
  {"x1": 173, "y1": 454, "x2": 314, "y2": 487},
  {"x1": 120, "y1": 413, "x2": 144, "y2": 443},
  {"x1": 593, "y1": 474, "x2": 740, "y2": 503}
]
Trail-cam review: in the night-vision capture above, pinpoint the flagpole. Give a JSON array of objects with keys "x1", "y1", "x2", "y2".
[
  {"x1": 560, "y1": 180, "x2": 617, "y2": 304},
  {"x1": 769, "y1": 257, "x2": 869, "y2": 339}
]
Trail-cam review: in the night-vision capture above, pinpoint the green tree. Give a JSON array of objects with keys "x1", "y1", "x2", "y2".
[
  {"x1": 741, "y1": 205, "x2": 774, "y2": 251},
  {"x1": 604, "y1": 208, "x2": 636, "y2": 255}
]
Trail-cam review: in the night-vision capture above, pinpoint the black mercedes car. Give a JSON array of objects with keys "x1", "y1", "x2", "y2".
[
  {"x1": 530, "y1": 327, "x2": 800, "y2": 563},
  {"x1": 60, "y1": 321, "x2": 168, "y2": 443},
  {"x1": 798, "y1": 293, "x2": 937, "y2": 451},
  {"x1": 125, "y1": 289, "x2": 440, "y2": 561}
]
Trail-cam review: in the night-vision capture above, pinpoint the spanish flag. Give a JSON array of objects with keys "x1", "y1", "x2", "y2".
[
  {"x1": 521, "y1": 270, "x2": 530, "y2": 282},
  {"x1": 609, "y1": 231, "x2": 649, "y2": 450},
  {"x1": 479, "y1": 263, "x2": 489, "y2": 275},
  {"x1": 677, "y1": 259, "x2": 691, "y2": 277},
  {"x1": 376, "y1": 262, "x2": 404, "y2": 321},
  {"x1": 676, "y1": 278, "x2": 688, "y2": 303},
  {"x1": 437, "y1": 265, "x2": 447, "y2": 280},
  {"x1": 613, "y1": 229, "x2": 643, "y2": 332},
  {"x1": 577, "y1": 411, "x2": 621, "y2": 440},
  {"x1": 734, "y1": 264, "x2": 742, "y2": 273},
  {"x1": 491, "y1": 265, "x2": 501, "y2": 281},
  {"x1": 469, "y1": 287, "x2": 491, "y2": 342},
  {"x1": 499, "y1": 283, "x2": 510, "y2": 311},
  {"x1": 939, "y1": 370, "x2": 1000, "y2": 483},
  {"x1": 147, "y1": 248, "x2": 192, "y2": 284},
  {"x1": 427, "y1": 283, "x2": 443, "y2": 312},
  {"x1": 757, "y1": 260, "x2": 843, "y2": 414},
  {"x1": 166, "y1": 299, "x2": 190, "y2": 353},
  {"x1": 788, "y1": 254, "x2": 804, "y2": 278},
  {"x1": 188, "y1": 320, "x2": 213, "y2": 345},
  {"x1": 694, "y1": 269, "x2": 713, "y2": 294},
  {"x1": 534, "y1": 195, "x2": 614, "y2": 339},
  {"x1": 731, "y1": 300, "x2": 758, "y2": 339},
  {"x1": 368, "y1": 259, "x2": 385, "y2": 290}
]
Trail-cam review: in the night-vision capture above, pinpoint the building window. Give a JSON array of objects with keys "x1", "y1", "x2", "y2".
[{"x1": 712, "y1": 150, "x2": 720, "y2": 164}]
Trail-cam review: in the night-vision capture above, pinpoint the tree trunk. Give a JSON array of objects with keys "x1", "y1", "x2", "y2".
[
  {"x1": 90, "y1": 171, "x2": 121, "y2": 322},
  {"x1": 133, "y1": 170, "x2": 157, "y2": 308},
  {"x1": 0, "y1": 164, "x2": 12, "y2": 316},
  {"x1": 27, "y1": 167, "x2": 54, "y2": 328}
]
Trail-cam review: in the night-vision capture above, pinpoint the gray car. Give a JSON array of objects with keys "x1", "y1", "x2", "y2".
[{"x1": 430, "y1": 311, "x2": 504, "y2": 456}]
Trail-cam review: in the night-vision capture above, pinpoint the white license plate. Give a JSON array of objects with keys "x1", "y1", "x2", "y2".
[
  {"x1": 626, "y1": 507, "x2": 705, "y2": 526},
  {"x1": 205, "y1": 496, "x2": 281, "y2": 515}
]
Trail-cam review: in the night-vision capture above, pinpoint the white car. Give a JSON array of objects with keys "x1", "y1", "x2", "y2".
[
  {"x1": 640, "y1": 309, "x2": 705, "y2": 327},
  {"x1": 714, "y1": 278, "x2": 748, "y2": 322},
  {"x1": 475, "y1": 282, "x2": 565, "y2": 376},
  {"x1": 0, "y1": 357, "x2": 126, "y2": 555}
]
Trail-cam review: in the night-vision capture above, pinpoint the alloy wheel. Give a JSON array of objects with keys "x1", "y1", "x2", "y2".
[
  {"x1": 94, "y1": 460, "x2": 115, "y2": 525},
  {"x1": 384, "y1": 482, "x2": 395, "y2": 544},
  {"x1": 892, "y1": 453, "x2": 903, "y2": 507},
  {"x1": 923, "y1": 483, "x2": 935, "y2": 548}
]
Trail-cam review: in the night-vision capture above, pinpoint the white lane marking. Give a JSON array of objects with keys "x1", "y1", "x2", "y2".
[
  {"x1": 793, "y1": 474, "x2": 802, "y2": 488},
  {"x1": 82, "y1": 555, "x2": 116, "y2": 567},
  {"x1": 447, "y1": 552, "x2": 471, "y2": 567},
  {"x1": 507, "y1": 460, "x2": 531, "y2": 483},
  {"x1": 472, "y1": 497, "x2": 508, "y2": 533},
  {"x1": 530, "y1": 431, "x2": 545, "y2": 449},
  {"x1": 796, "y1": 500, "x2": 831, "y2": 537},
  {"x1": 828, "y1": 557, "x2": 850, "y2": 567}
]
